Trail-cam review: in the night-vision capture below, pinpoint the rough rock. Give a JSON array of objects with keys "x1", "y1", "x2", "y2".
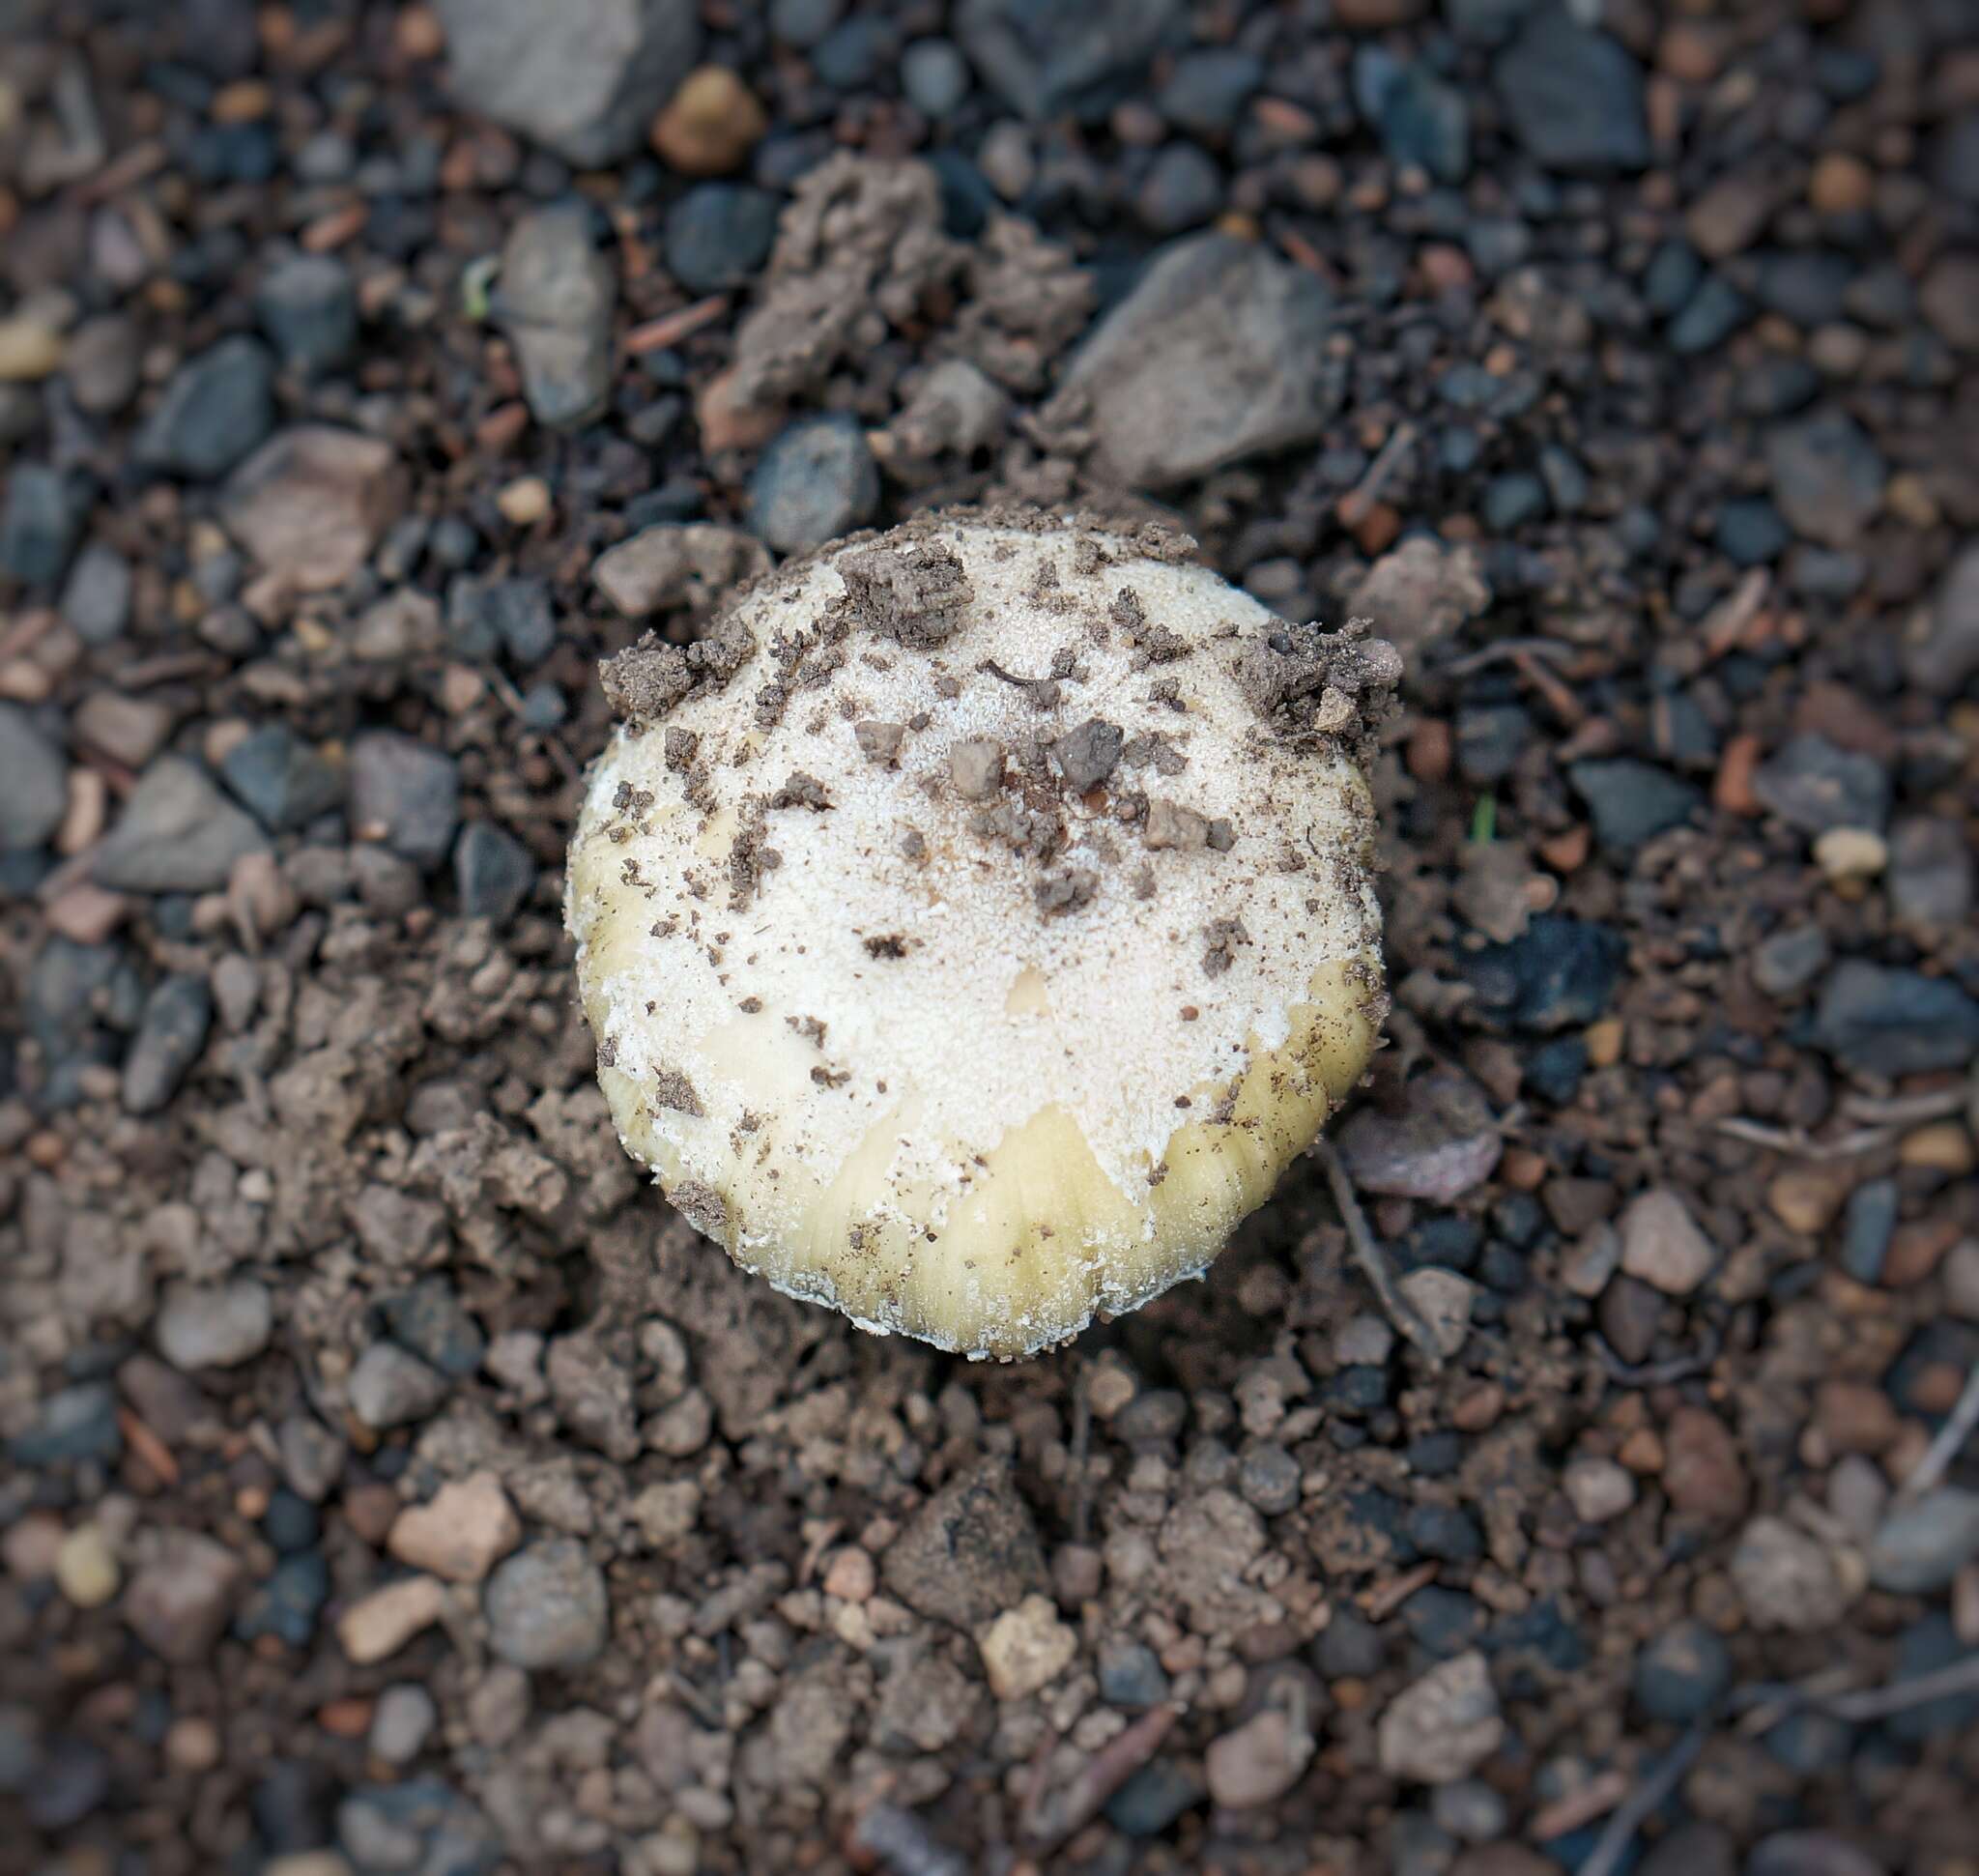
[
  {"x1": 978, "y1": 1594, "x2": 1077, "y2": 1699},
  {"x1": 1732, "y1": 1515, "x2": 1852, "y2": 1631},
  {"x1": 1205, "y1": 1708, "x2": 1315, "y2": 1808},
  {"x1": 1378, "y1": 1652, "x2": 1505, "y2": 1784},
  {"x1": 747, "y1": 414, "x2": 880, "y2": 553},
  {"x1": 125, "y1": 1533, "x2": 244, "y2": 1662},
  {"x1": 494, "y1": 205, "x2": 617, "y2": 431},
  {"x1": 219, "y1": 427, "x2": 404, "y2": 592},
  {"x1": 388, "y1": 1474, "x2": 523, "y2": 1584},
  {"x1": 135, "y1": 336, "x2": 274, "y2": 480},
  {"x1": 1493, "y1": 8, "x2": 1649, "y2": 171},
  {"x1": 1902, "y1": 543, "x2": 1979, "y2": 697},
  {"x1": 1767, "y1": 410, "x2": 1884, "y2": 548},
  {"x1": 435, "y1": 0, "x2": 702, "y2": 167},
  {"x1": 1811, "y1": 962, "x2": 1979, "y2": 1077},
  {"x1": 1335, "y1": 1072, "x2": 1502, "y2": 1201},
  {"x1": 1867, "y1": 1489, "x2": 1979, "y2": 1594},
  {"x1": 0, "y1": 702, "x2": 68, "y2": 852},
  {"x1": 593, "y1": 522, "x2": 770, "y2": 618},
  {"x1": 1751, "y1": 734, "x2": 1889, "y2": 835},
  {"x1": 1618, "y1": 1188, "x2": 1716, "y2": 1295},
  {"x1": 1050, "y1": 233, "x2": 1340, "y2": 488},
  {"x1": 93, "y1": 758, "x2": 270, "y2": 893},
  {"x1": 1, "y1": 463, "x2": 84, "y2": 585},
  {"x1": 483, "y1": 1541, "x2": 610, "y2": 1669},
  {"x1": 882, "y1": 1459, "x2": 1048, "y2": 1630},
  {"x1": 123, "y1": 975, "x2": 215, "y2": 1114},
  {"x1": 347, "y1": 1343, "x2": 451, "y2": 1429},
  {"x1": 956, "y1": 0, "x2": 1183, "y2": 121},
  {"x1": 350, "y1": 732, "x2": 460, "y2": 868}
]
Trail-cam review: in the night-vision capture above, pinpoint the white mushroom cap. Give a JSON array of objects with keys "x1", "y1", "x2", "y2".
[{"x1": 566, "y1": 510, "x2": 1394, "y2": 1358}]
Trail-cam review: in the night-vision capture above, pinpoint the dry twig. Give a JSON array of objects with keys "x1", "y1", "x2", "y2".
[
  {"x1": 1709, "y1": 1116, "x2": 1896, "y2": 1157},
  {"x1": 1578, "y1": 1719, "x2": 1709, "y2": 1876},
  {"x1": 1593, "y1": 1325, "x2": 1722, "y2": 1389},
  {"x1": 1894, "y1": 1361, "x2": 1979, "y2": 1506},
  {"x1": 1020, "y1": 1705, "x2": 1180, "y2": 1850},
  {"x1": 849, "y1": 1804, "x2": 970, "y2": 1876},
  {"x1": 1733, "y1": 1652, "x2": 1979, "y2": 1724},
  {"x1": 1313, "y1": 1138, "x2": 1444, "y2": 1370}
]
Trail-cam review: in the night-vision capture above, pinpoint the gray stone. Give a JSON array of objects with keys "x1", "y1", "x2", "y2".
[
  {"x1": 1840, "y1": 1177, "x2": 1897, "y2": 1284},
  {"x1": 1, "y1": 464, "x2": 85, "y2": 585},
  {"x1": 1137, "y1": 142, "x2": 1223, "y2": 234},
  {"x1": 123, "y1": 975, "x2": 215, "y2": 1114},
  {"x1": 957, "y1": 0, "x2": 1183, "y2": 121},
  {"x1": 61, "y1": 541, "x2": 132, "y2": 645},
  {"x1": 454, "y1": 823, "x2": 534, "y2": 925},
  {"x1": 664, "y1": 185, "x2": 780, "y2": 296},
  {"x1": 1633, "y1": 1618, "x2": 1732, "y2": 1722},
  {"x1": 1751, "y1": 734, "x2": 1889, "y2": 834},
  {"x1": 64, "y1": 313, "x2": 143, "y2": 416},
  {"x1": 1887, "y1": 816, "x2": 1974, "y2": 930},
  {"x1": 1752, "y1": 924, "x2": 1829, "y2": 996},
  {"x1": 1335, "y1": 1071, "x2": 1502, "y2": 1202},
  {"x1": 1052, "y1": 233, "x2": 1339, "y2": 488},
  {"x1": 135, "y1": 336, "x2": 275, "y2": 480},
  {"x1": 256, "y1": 252, "x2": 359, "y2": 376},
  {"x1": 125, "y1": 1532, "x2": 244, "y2": 1662},
  {"x1": 748, "y1": 414, "x2": 879, "y2": 553},
  {"x1": 1867, "y1": 1489, "x2": 1979, "y2": 1594},
  {"x1": 494, "y1": 204, "x2": 617, "y2": 431},
  {"x1": 1356, "y1": 48, "x2": 1471, "y2": 184},
  {"x1": 221, "y1": 725, "x2": 345, "y2": 832},
  {"x1": 901, "y1": 39, "x2": 971, "y2": 118},
  {"x1": 337, "y1": 1778, "x2": 502, "y2": 1876},
  {"x1": 0, "y1": 702, "x2": 68, "y2": 852},
  {"x1": 1494, "y1": 8, "x2": 1649, "y2": 171},
  {"x1": 1767, "y1": 409, "x2": 1884, "y2": 548},
  {"x1": 436, "y1": 0, "x2": 702, "y2": 165},
  {"x1": 350, "y1": 732, "x2": 459, "y2": 868},
  {"x1": 1569, "y1": 758, "x2": 1703, "y2": 852},
  {"x1": 369, "y1": 1684, "x2": 439, "y2": 1766},
  {"x1": 484, "y1": 1540, "x2": 611, "y2": 1669},
  {"x1": 1812, "y1": 962, "x2": 1979, "y2": 1077},
  {"x1": 278, "y1": 1415, "x2": 348, "y2": 1503},
  {"x1": 1903, "y1": 543, "x2": 1979, "y2": 698},
  {"x1": 9, "y1": 1382, "x2": 122, "y2": 1468},
  {"x1": 94, "y1": 757, "x2": 270, "y2": 893},
  {"x1": 348, "y1": 1342, "x2": 451, "y2": 1429},
  {"x1": 156, "y1": 1278, "x2": 272, "y2": 1371},
  {"x1": 1158, "y1": 47, "x2": 1262, "y2": 136}
]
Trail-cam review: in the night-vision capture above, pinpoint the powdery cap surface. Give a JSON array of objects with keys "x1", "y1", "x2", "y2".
[{"x1": 566, "y1": 511, "x2": 1394, "y2": 1357}]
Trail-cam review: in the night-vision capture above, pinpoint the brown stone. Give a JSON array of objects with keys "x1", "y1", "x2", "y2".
[
  {"x1": 1884, "y1": 1216, "x2": 1961, "y2": 1286},
  {"x1": 1813, "y1": 1380, "x2": 1901, "y2": 1455},
  {"x1": 650, "y1": 67, "x2": 766, "y2": 177},
  {"x1": 1664, "y1": 1406, "x2": 1749, "y2": 1523},
  {"x1": 220, "y1": 427, "x2": 404, "y2": 593}
]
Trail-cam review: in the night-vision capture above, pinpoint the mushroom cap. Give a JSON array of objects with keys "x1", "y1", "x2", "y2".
[{"x1": 566, "y1": 510, "x2": 1391, "y2": 1358}]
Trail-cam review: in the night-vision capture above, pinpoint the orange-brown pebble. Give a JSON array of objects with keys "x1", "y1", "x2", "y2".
[
  {"x1": 1405, "y1": 717, "x2": 1452, "y2": 785},
  {"x1": 651, "y1": 67, "x2": 767, "y2": 177},
  {"x1": 1714, "y1": 732, "x2": 1763, "y2": 814},
  {"x1": 1451, "y1": 1382, "x2": 1506, "y2": 1433},
  {"x1": 1809, "y1": 152, "x2": 1875, "y2": 216},
  {"x1": 822, "y1": 1546, "x2": 876, "y2": 1603},
  {"x1": 319, "y1": 1697, "x2": 374, "y2": 1739}
]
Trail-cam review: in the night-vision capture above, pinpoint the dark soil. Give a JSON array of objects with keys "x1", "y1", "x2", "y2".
[{"x1": 3, "y1": 3, "x2": 1977, "y2": 1875}]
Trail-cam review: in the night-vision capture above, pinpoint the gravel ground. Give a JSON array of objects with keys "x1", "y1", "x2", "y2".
[{"x1": 3, "y1": 2, "x2": 1978, "y2": 1874}]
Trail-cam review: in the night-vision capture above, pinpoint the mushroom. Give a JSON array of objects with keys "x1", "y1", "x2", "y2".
[{"x1": 565, "y1": 509, "x2": 1398, "y2": 1358}]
